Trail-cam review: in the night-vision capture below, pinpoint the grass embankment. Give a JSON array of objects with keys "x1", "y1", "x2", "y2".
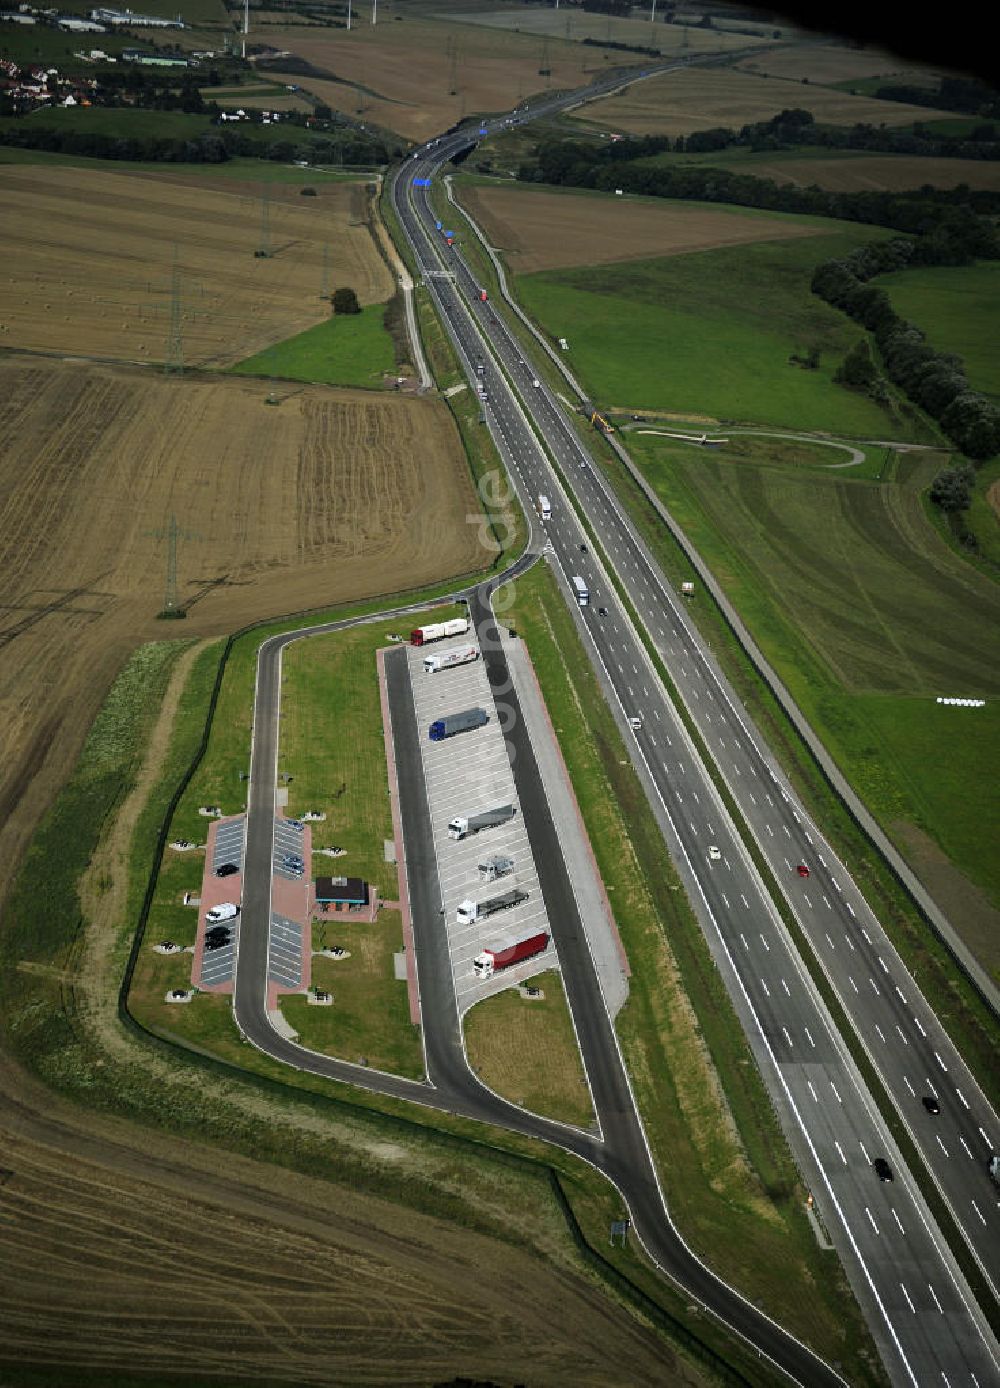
[
  {"x1": 496, "y1": 564, "x2": 883, "y2": 1384},
  {"x1": 464, "y1": 971, "x2": 594, "y2": 1129},
  {"x1": 0, "y1": 146, "x2": 368, "y2": 181},
  {"x1": 626, "y1": 432, "x2": 1000, "y2": 937},
  {"x1": 231, "y1": 307, "x2": 396, "y2": 389},
  {"x1": 2, "y1": 603, "x2": 783, "y2": 1387},
  {"x1": 515, "y1": 230, "x2": 933, "y2": 438}
]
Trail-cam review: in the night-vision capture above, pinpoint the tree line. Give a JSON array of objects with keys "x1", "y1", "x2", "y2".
[{"x1": 0, "y1": 123, "x2": 393, "y2": 166}]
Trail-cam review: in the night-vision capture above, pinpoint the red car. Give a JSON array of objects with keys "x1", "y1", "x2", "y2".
[{"x1": 796, "y1": 864, "x2": 810, "y2": 878}]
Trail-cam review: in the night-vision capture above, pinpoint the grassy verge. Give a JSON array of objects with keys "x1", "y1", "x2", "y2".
[
  {"x1": 464, "y1": 969, "x2": 595, "y2": 1128},
  {"x1": 497, "y1": 563, "x2": 884, "y2": 1384},
  {"x1": 230, "y1": 305, "x2": 397, "y2": 389}
]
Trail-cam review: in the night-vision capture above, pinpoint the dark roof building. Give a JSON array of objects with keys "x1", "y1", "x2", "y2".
[{"x1": 315, "y1": 876, "x2": 368, "y2": 905}]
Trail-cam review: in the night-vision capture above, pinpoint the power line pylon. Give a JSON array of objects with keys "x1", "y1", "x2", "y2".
[
  {"x1": 254, "y1": 183, "x2": 272, "y2": 259},
  {"x1": 147, "y1": 514, "x2": 201, "y2": 619}
]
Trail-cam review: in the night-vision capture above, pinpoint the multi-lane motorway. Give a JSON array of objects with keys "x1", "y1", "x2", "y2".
[
  {"x1": 390, "y1": 87, "x2": 1000, "y2": 1384},
  {"x1": 223, "y1": 64, "x2": 1000, "y2": 1388}
]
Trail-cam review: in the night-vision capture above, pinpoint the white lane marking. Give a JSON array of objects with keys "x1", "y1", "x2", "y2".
[
  {"x1": 865, "y1": 1206, "x2": 879, "y2": 1234},
  {"x1": 749, "y1": 792, "x2": 756, "y2": 804},
  {"x1": 878, "y1": 956, "x2": 889, "y2": 973},
  {"x1": 740, "y1": 933, "x2": 749, "y2": 950},
  {"x1": 721, "y1": 893, "x2": 730, "y2": 909},
  {"x1": 783, "y1": 824, "x2": 791, "y2": 837},
  {"x1": 972, "y1": 1201, "x2": 987, "y2": 1227},
  {"x1": 936, "y1": 1135, "x2": 949, "y2": 1158},
  {"x1": 834, "y1": 1139, "x2": 847, "y2": 1165},
  {"x1": 831, "y1": 1081, "x2": 842, "y2": 1104},
  {"x1": 935, "y1": 1050, "x2": 948, "y2": 1073},
  {"x1": 803, "y1": 892, "x2": 812, "y2": 907},
  {"x1": 903, "y1": 1075, "x2": 915, "y2": 1096},
  {"x1": 765, "y1": 823, "x2": 773, "y2": 836},
  {"x1": 849, "y1": 975, "x2": 859, "y2": 993},
  {"x1": 928, "y1": 1283, "x2": 944, "y2": 1314},
  {"x1": 956, "y1": 1088, "x2": 969, "y2": 1110},
  {"x1": 804, "y1": 1026, "x2": 816, "y2": 1049},
  {"x1": 844, "y1": 931, "x2": 854, "y2": 948},
  {"x1": 818, "y1": 853, "x2": 827, "y2": 867},
  {"x1": 914, "y1": 1016, "x2": 926, "y2": 1038},
  {"x1": 861, "y1": 927, "x2": 871, "y2": 943},
  {"x1": 782, "y1": 1026, "x2": 793, "y2": 1048},
  {"x1": 870, "y1": 977, "x2": 880, "y2": 996},
  {"x1": 899, "y1": 1283, "x2": 915, "y2": 1313},
  {"x1": 825, "y1": 932, "x2": 835, "y2": 949},
  {"x1": 959, "y1": 1136, "x2": 974, "y2": 1160},
  {"x1": 895, "y1": 1025, "x2": 908, "y2": 1046},
  {"x1": 832, "y1": 878, "x2": 841, "y2": 893},
  {"x1": 760, "y1": 978, "x2": 770, "y2": 997},
  {"x1": 846, "y1": 902, "x2": 856, "y2": 918},
  {"x1": 740, "y1": 894, "x2": 749, "y2": 908},
  {"x1": 781, "y1": 978, "x2": 790, "y2": 996},
  {"x1": 807, "y1": 1080, "x2": 818, "y2": 1102},
  {"x1": 793, "y1": 810, "x2": 800, "y2": 823},
  {"x1": 875, "y1": 1022, "x2": 887, "y2": 1043},
  {"x1": 979, "y1": 1126, "x2": 992, "y2": 1148},
  {"x1": 859, "y1": 1140, "x2": 870, "y2": 1162},
  {"x1": 892, "y1": 1208, "x2": 905, "y2": 1235},
  {"x1": 894, "y1": 985, "x2": 906, "y2": 1003},
  {"x1": 759, "y1": 933, "x2": 770, "y2": 952}
]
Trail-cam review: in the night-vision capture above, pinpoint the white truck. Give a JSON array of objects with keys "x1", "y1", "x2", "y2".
[
  {"x1": 410, "y1": 618, "x2": 469, "y2": 647},
  {"x1": 423, "y1": 642, "x2": 479, "y2": 674},
  {"x1": 479, "y1": 854, "x2": 514, "y2": 883},
  {"x1": 448, "y1": 804, "x2": 517, "y2": 841},
  {"x1": 456, "y1": 887, "x2": 528, "y2": 926},
  {"x1": 536, "y1": 494, "x2": 551, "y2": 521}
]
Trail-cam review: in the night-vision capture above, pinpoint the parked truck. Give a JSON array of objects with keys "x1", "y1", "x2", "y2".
[
  {"x1": 448, "y1": 804, "x2": 516, "y2": 840},
  {"x1": 479, "y1": 854, "x2": 514, "y2": 882},
  {"x1": 429, "y1": 707, "x2": 489, "y2": 742},
  {"x1": 473, "y1": 927, "x2": 548, "y2": 979},
  {"x1": 536, "y1": 494, "x2": 551, "y2": 521},
  {"x1": 423, "y1": 643, "x2": 479, "y2": 674},
  {"x1": 410, "y1": 617, "x2": 469, "y2": 646},
  {"x1": 457, "y1": 888, "x2": 528, "y2": 926}
]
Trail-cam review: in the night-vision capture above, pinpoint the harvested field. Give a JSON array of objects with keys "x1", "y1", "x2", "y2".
[
  {"x1": 0, "y1": 353, "x2": 483, "y2": 912},
  {"x1": 736, "y1": 42, "x2": 951, "y2": 86},
  {"x1": 0, "y1": 1055, "x2": 680, "y2": 1386},
  {"x1": 270, "y1": 18, "x2": 607, "y2": 142},
  {"x1": 575, "y1": 67, "x2": 936, "y2": 137},
  {"x1": 735, "y1": 153, "x2": 1000, "y2": 193},
  {"x1": 441, "y1": 7, "x2": 767, "y2": 57},
  {"x1": 459, "y1": 183, "x2": 822, "y2": 274},
  {"x1": 0, "y1": 164, "x2": 391, "y2": 367}
]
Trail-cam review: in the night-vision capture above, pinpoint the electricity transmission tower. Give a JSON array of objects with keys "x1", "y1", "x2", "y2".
[
  {"x1": 147, "y1": 514, "x2": 201, "y2": 619},
  {"x1": 254, "y1": 183, "x2": 272, "y2": 258}
]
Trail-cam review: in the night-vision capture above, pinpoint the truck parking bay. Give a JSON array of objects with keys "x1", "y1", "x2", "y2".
[{"x1": 406, "y1": 638, "x2": 557, "y2": 1012}]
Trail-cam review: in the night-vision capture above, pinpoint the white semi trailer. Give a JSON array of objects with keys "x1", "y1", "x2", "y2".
[{"x1": 423, "y1": 643, "x2": 479, "y2": 674}]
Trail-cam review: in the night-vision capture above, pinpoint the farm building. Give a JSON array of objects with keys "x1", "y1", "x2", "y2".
[
  {"x1": 91, "y1": 7, "x2": 186, "y2": 26},
  {"x1": 121, "y1": 47, "x2": 189, "y2": 65}
]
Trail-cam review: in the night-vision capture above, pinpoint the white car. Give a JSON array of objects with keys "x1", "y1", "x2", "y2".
[
  {"x1": 206, "y1": 902, "x2": 239, "y2": 923},
  {"x1": 707, "y1": 846, "x2": 722, "y2": 862},
  {"x1": 532, "y1": 378, "x2": 540, "y2": 388}
]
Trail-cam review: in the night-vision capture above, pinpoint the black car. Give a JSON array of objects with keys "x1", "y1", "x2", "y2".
[
  {"x1": 922, "y1": 1095, "x2": 940, "y2": 1115},
  {"x1": 204, "y1": 935, "x2": 231, "y2": 952},
  {"x1": 215, "y1": 862, "x2": 239, "y2": 878},
  {"x1": 598, "y1": 606, "x2": 608, "y2": 616},
  {"x1": 579, "y1": 543, "x2": 587, "y2": 552},
  {"x1": 873, "y1": 1157, "x2": 893, "y2": 1182}
]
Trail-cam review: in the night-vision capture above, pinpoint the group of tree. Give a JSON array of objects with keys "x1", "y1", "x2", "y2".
[
  {"x1": 813, "y1": 237, "x2": 1000, "y2": 459},
  {"x1": 869, "y1": 75, "x2": 1000, "y2": 120},
  {"x1": 522, "y1": 133, "x2": 1000, "y2": 235}
]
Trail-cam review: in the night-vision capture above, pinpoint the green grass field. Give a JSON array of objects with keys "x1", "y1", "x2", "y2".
[
  {"x1": 282, "y1": 910, "x2": 423, "y2": 1078},
  {"x1": 878, "y1": 261, "x2": 1000, "y2": 399},
  {"x1": 0, "y1": 145, "x2": 363, "y2": 180},
  {"x1": 464, "y1": 970, "x2": 594, "y2": 1128},
  {"x1": 0, "y1": 106, "x2": 213, "y2": 140},
  {"x1": 627, "y1": 433, "x2": 1000, "y2": 924},
  {"x1": 232, "y1": 307, "x2": 396, "y2": 389},
  {"x1": 516, "y1": 229, "x2": 930, "y2": 436}
]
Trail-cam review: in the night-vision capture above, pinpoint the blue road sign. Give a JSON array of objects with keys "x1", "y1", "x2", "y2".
[
  {"x1": 479, "y1": 127, "x2": 488, "y2": 135},
  {"x1": 444, "y1": 230, "x2": 455, "y2": 239},
  {"x1": 412, "y1": 177, "x2": 431, "y2": 187}
]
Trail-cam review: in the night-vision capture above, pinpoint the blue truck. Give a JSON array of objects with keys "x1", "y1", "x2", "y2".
[{"x1": 429, "y1": 707, "x2": 489, "y2": 742}]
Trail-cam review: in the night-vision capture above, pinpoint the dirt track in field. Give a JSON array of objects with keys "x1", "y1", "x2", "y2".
[
  {"x1": 575, "y1": 67, "x2": 936, "y2": 137},
  {"x1": 0, "y1": 165, "x2": 392, "y2": 367},
  {"x1": 0, "y1": 353, "x2": 484, "y2": 913},
  {"x1": 461, "y1": 184, "x2": 822, "y2": 273}
]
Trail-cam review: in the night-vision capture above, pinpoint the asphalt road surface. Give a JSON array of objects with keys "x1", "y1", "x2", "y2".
[{"x1": 390, "y1": 89, "x2": 999, "y2": 1385}]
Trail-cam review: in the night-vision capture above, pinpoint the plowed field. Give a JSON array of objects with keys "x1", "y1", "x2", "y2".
[
  {"x1": 0, "y1": 165, "x2": 392, "y2": 366},
  {"x1": 0, "y1": 353, "x2": 483, "y2": 900},
  {"x1": 460, "y1": 184, "x2": 822, "y2": 273}
]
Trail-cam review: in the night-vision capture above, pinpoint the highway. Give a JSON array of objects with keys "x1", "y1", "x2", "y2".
[{"x1": 389, "y1": 89, "x2": 1000, "y2": 1385}]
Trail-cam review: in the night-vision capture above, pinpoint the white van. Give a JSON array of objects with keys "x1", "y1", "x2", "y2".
[{"x1": 206, "y1": 903, "x2": 239, "y2": 923}]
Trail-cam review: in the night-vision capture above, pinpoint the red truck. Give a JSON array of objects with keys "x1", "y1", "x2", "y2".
[
  {"x1": 473, "y1": 928, "x2": 548, "y2": 979},
  {"x1": 479, "y1": 289, "x2": 488, "y2": 302}
]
